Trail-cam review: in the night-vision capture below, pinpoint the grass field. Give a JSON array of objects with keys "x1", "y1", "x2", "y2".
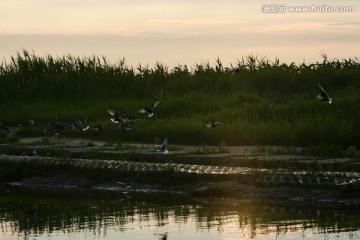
[{"x1": 1, "y1": 50, "x2": 360, "y2": 147}]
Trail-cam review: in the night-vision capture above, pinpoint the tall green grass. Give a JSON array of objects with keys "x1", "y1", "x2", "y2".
[{"x1": 1, "y1": 50, "x2": 360, "y2": 147}]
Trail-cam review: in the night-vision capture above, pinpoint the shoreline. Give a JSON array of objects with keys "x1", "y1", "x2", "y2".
[
  {"x1": 3, "y1": 176, "x2": 360, "y2": 207},
  {"x1": 1, "y1": 137, "x2": 360, "y2": 206}
]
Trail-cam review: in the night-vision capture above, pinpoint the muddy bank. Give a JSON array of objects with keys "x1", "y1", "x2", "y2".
[
  {"x1": 1, "y1": 137, "x2": 360, "y2": 205},
  {"x1": 3, "y1": 174, "x2": 360, "y2": 207}
]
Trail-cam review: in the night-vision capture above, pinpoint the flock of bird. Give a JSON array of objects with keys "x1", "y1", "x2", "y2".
[
  {"x1": 0, "y1": 101, "x2": 169, "y2": 152},
  {"x1": 41, "y1": 101, "x2": 170, "y2": 151},
  {"x1": 0, "y1": 83, "x2": 333, "y2": 240},
  {"x1": 0, "y1": 83, "x2": 332, "y2": 153}
]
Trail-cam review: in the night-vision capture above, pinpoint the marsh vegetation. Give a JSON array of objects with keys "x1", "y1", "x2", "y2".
[{"x1": 1, "y1": 50, "x2": 360, "y2": 148}]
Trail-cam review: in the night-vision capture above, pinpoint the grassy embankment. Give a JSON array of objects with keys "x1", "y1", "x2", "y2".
[{"x1": 1, "y1": 50, "x2": 360, "y2": 148}]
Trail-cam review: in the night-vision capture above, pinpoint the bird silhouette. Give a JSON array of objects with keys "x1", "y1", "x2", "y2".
[
  {"x1": 44, "y1": 117, "x2": 64, "y2": 136},
  {"x1": 73, "y1": 115, "x2": 89, "y2": 131},
  {"x1": 107, "y1": 109, "x2": 123, "y2": 123},
  {"x1": 207, "y1": 121, "x2": 222, "y2": 128},
  {"x1": 108, "y1": 110, "x2": 139, "y2": 124},
  {"x1": 317, "y1": 83, "x2": 332, "y2": 104},
  {"x1": 156, "y1": 138, "x2": 168, "y2": 153},
  {"x1": 139, "y1": 101, "x2": 160, "y2": 117}
]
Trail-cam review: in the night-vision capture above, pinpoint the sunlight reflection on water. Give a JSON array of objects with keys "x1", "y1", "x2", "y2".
[{"x1": 1, "y1": 187, "x2": 360, "y2": 240}]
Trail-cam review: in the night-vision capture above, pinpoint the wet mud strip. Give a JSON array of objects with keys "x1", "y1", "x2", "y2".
[
  {"x1": 1, "y1": 150, "x2": 360, "y2": 205},
  {"x1": 1, "y1": 138, "x2": 360, "y2": 203}
]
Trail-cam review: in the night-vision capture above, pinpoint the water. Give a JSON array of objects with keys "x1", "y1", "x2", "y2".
[{"x1": 1, "y1": 186, "x2": 360, "y2": 240}]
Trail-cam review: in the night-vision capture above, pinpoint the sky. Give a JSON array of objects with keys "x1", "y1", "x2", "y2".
[{"x1": 1, "y1": 0, "x2": 359, "y2": 68}]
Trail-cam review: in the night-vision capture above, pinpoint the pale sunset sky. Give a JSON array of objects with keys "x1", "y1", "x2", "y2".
[{"x1": 1, "y1": 0, "x2": 359, "y2": 68}]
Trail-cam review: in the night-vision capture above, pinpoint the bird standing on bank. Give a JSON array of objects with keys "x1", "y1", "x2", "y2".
[
  {"x1": 44, "y1": 116, "x2": 64, "y2": 136},
  {"x1": 74, "y1": 115, "x2": 90, "y2": 131},
  {"x1": 156, "y1": 138, "x2": 168, "y2": 153}
]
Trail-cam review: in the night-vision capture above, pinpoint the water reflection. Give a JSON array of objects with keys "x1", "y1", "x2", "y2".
[{"x1": 1, "y1": 186, "x2": 360, "y2": 240}]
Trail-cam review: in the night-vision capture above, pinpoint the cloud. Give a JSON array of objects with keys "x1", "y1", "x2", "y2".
[
  {"x1": 325, "y1": 21, "x2": 360, "y2": 29},
  {"x1": 1, "y1": 0, "x2": 359, "y2": 67},
  {"x1": 147, "y1": 16, "x2": 250, "y2": 26}
]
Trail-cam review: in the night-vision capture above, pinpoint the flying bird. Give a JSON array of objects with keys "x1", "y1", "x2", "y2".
[
  {"x1": 317, "y1": 83, "x2": 332, "y2": 104},
  {"x1": 139, "y1": 101, "x2": 160, "y2": 117},
  {"x1": 107, "y1": 109, "x2": 123, "y2": 123},
  {"x1": 207, "y1": 121, "x2": 222, "y2": 128}
]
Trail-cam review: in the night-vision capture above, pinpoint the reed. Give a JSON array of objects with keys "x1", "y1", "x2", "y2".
[{"x1": 1, "y1": 50, "x2": 360, "y2": 147}]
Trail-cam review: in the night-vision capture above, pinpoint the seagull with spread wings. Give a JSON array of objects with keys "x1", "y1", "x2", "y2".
[
  {"x1": 139, "y1": 101, "x2": 160, "y2": 117},
  {"x1": 317, "y1": 83, "x2": 332, "y2": 104}
]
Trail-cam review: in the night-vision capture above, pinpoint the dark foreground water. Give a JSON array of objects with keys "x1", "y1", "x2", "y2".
[{"x1": 1, "y1": 186, "x2": 360, "y2": 240}]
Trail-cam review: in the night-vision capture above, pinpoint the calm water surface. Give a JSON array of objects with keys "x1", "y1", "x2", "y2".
[{"x1": 1, "y1": 186, "x2": 360, "y2": 240}]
